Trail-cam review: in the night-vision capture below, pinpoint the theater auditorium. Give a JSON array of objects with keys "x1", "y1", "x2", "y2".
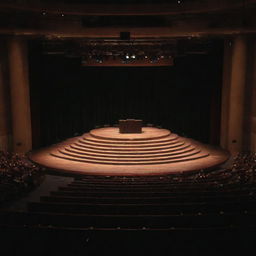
[{"x1": 0, "y1": 0, "x2": 256, "y2": 255}]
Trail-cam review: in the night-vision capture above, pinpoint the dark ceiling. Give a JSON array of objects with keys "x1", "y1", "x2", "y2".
[{"x1": 41, "y1": 0, "x2": 192, "y2": 3}]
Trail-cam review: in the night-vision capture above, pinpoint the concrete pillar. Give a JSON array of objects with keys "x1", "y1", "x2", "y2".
[
  {"x1": 0, "y1": 41, "x2": 11, "y2": 151},
  {"x1": 8, "y1": 37, "x2": 32, "y2": 153},
  {"x1": 250, "y1": 40, "x2": 256, "y2": 152},
  {"x1": 227, "y1": 35, "x2": 247, "y2": 154},
  {"x1": 220, "y1": 39, "x2": 232, "y2": 149}
]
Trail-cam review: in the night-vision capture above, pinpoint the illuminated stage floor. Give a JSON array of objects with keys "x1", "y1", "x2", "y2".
[{"x1": 29, "y1": 127, "x2": 229, "y2": 176}]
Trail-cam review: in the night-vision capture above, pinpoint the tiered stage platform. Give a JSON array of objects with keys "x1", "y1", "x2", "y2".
[{"x1": 29, "y1": 127, "x2": 229, "y2": 176}]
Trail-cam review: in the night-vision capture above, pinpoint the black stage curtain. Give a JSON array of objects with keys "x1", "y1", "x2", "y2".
[{"x1": 29, "y1": 44, "x2": 223, "y2": 148}]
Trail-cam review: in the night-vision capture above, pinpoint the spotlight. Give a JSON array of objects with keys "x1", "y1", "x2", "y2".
[
  {"x1": 131, "y1": 54, "x2": 136, "y2": 59},
  {"x1": 121, "y1": 54, "x2": 132, "y2": 64},
  {"x1": 42, "y1": 11, "x2": 47, "y2": 15}
]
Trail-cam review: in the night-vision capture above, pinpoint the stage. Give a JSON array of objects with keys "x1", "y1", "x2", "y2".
[{"x1": 29, "y1": 127, "x2": 229, "y2": 176}]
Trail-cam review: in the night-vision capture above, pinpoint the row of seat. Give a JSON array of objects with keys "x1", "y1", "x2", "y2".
[
  {"x1": 1, "y1": 152, "x2": 256, "y2": 231},
  {"x1": 0, "y1": 210, "x2": 254, "y2": 230},
  {"x1": 17, "y1": 163, "x2": 255, "y2": 229}
]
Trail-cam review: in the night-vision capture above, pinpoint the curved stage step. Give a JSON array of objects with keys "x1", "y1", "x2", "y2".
[
  {"x1": 55, "y1": 147, "x2": 203, "y2": 163},
  {"x1": 77, "y1": 138, "x2": 182, "y2": 148},
  {"x1": 64, "y1": 145, "x2": 196, "y2": 158},
  {"x1": 74, "y1": 141, "x2": 186, "y2": 152},
  {"x1": 89, "y1": 127, "x2": 171, "y2": 141},
  {"x1": 69, "y1": 143, "x2": 192, "y2": 155},
  {"x1": 29, "y1": 127, "x2": 229, "y2": 176},
  {"x1": 83, "y1": 133, "x2": 179, "y2": 145},
  {"x1": 51, "y1": 150, "x2": 209, "y2": 165}
]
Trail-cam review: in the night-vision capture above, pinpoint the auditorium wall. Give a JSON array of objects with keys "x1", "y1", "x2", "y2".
[{"x1": 3, "y1": 36, "x2": 256, "y2": 153}]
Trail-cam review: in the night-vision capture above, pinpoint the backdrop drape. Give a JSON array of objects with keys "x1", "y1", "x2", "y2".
[{"x1": 29, "y1": 43, "x2": 222, "y2": 148}]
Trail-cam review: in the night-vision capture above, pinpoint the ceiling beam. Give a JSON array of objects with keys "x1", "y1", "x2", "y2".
[{"x1": 0, "y1": 0, "x2": 255, "y2": 16}]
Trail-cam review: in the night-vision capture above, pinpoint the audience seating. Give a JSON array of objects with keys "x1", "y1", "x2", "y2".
[
  {"x1": 0, "y1": 152, "x2": 256, "y2": 232},
  {"x1": 0, "y1": 151, "x2": 44, "y2": 203}
]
